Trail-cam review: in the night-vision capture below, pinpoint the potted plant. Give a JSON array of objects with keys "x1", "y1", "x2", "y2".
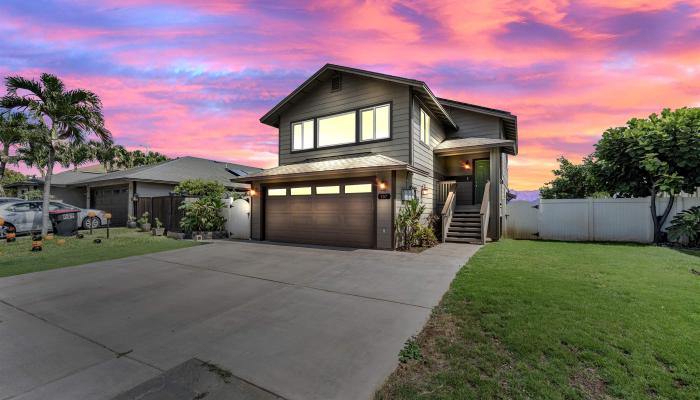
[
  {"x1": 152, "y1": 217, "x2": 165, "y2": 236},
  {"x1": 126, "y1": 215, "x2": 138, "y2": 229},
  {"x1": 138, "y1": 212, "x2": 151, "y2": 232}
]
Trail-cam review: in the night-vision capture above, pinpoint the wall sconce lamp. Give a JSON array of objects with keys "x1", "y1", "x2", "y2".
[
  {"x1": 421, "y1": 185, "x2": 429, "y2": 196},
  {"x1": 132, "y1": 192, "x2": 139, "y2": 202},
  {"x1": 462, "y1": 160, "x2": 472, "y2": 170},
  {"x1": 378, "y1": 181, "x2": 387, "y2": 190},
  {"x1": 249, "y1": 189, "x2": 257, "y2": 196}
]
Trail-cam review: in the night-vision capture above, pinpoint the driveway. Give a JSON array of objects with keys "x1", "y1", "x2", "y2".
[{"x1": 0, "y1": 241, "x2": 479, "y2": 400}]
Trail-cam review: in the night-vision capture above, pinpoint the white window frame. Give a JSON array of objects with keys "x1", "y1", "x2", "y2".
[
  {"x1": 360, "y1": 103, "x2": 391, "y2": 142},
  {"x1": 420, "y1": 108, "x2": 431, "y2": 146},
  {"x1": 316, "y1": 110, "x2": 357, "y2": 148},
  {"x1": 292, "y1": 119, "x2": 314, "y2": 151}
]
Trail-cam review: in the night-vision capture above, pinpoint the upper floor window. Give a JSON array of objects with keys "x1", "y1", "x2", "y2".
[
  {"x1": 317, "y1": 111, "x2": 356, "y2": 147},
  {"x1": 420, "y1": 108, "x2": 431, "y2": 146},
  {"x1": 292, "y1": 119, "x2": 314, "y2": 150},
  {"x1": 360, "y1": 104, "x2": 390, "y2": 141}
]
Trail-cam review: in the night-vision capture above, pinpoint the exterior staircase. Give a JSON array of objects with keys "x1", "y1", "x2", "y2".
[{"x1": 445, "y1": 205, "x2": 484, "y2": 244}]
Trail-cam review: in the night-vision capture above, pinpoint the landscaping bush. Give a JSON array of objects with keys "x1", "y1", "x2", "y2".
[
  {"x1": 667, "y1": 206, "x2": 700, "y2": 247},
  {"x1": 395, "y1": 199, "x2": 438, "y2": 250},
  {"x1": 21, "y1": 189, "x2": 43, "y2": 200},
  {"x1": 179, "y1": 197, "x2": 226, "y2": 233},
  {"x1": 173, "y1": 179, "x2": 227, "y2": 199}
]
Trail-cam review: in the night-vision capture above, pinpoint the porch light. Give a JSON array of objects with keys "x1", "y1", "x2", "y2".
[
  {"x1": 421, "y1": 185, "x2": 429, "y2": 196},
  {"x1": 462, "y1": 161, "x2": 471, "y2": 170},
  {"x1": 378, "y1": 181, "x2": 387, "y2": 190},
  {"x1": 249, "y1": 189, "x2": 257, "y2": 196}
]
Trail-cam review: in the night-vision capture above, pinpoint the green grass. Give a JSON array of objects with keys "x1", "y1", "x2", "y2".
[
  {"x1": 377, "y1": 240, "x2": 700, "y2": 399},
  {"x1": 0, "y1": 228, "x2": 197, "y2": 278}
]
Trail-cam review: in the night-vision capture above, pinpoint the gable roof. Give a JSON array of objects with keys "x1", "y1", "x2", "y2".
[
  {"x1": 73, "y1": 157, "x2": 261, "y2": 188},
  {"x1": 260, "y1": 64, "x2": 458, "y2": 130}
]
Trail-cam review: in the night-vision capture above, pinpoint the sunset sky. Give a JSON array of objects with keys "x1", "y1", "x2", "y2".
[{"x1": 2, "y1": 1, "x2": 699, "y2": 190}]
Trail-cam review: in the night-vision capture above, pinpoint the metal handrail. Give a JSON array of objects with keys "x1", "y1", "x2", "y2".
[
  {"x1": 480, "y1": 181, "x2": 491, "y2": 245},
  {"x1": 441, "y1": 191, "x2": 456, "y2": 242}
]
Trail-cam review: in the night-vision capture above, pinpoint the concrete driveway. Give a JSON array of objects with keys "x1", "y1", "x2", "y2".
[{"x1": 0, "y1": 240, "x2": 479, "y2": 400}]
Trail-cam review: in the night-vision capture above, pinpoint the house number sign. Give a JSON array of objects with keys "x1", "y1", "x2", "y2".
[{"x1": 378, "y1": 193, "x2": 391, "y2": 200}]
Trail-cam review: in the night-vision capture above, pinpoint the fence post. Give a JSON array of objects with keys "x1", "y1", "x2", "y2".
[{"x1": 587, "y1": 197, "x2": 594, "y2": 241}]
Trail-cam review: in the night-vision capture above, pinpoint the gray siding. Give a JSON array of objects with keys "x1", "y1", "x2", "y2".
[
  {"x1": 53, "y1": 187, "x2": 86, "y2": 208},
  {"x1": 278, "y1": 73, "x2": 410, "y2": 165},
  {"x1": 445, "y1": 106, "x2": 502, "y2": 139},
  {"x1": 136, "y1": 182, "x2": 175, "y2": 197}
]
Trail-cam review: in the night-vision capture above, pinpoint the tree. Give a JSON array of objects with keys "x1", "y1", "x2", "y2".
[
  {"x1": 63, "y1": 142, "x2": 96, "y2": 171},
  {"x1": 595, "y1": 107, "x2": 700, "y2": 243},
  {"x1": 0, "y1": 110, "x2": 31, "y2": 194},
  {"x1": 539, "y1": 155, "x2": 605, "y2": 199},
  {"x1": 1, "y1": 73, "x2": 111, "y2": 236}
]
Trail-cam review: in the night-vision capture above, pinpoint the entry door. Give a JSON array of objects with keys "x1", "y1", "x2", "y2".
[{"x1": 474, "y1": 159, "x2": 490, "y2": 204}]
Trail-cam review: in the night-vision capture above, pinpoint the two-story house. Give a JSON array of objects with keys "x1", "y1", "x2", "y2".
[{"x1": 234, "y1": 64, "x2": 517, "y2": 249}]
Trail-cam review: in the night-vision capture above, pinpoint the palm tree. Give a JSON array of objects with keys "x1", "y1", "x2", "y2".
[
  {"x1": 0, "y1": 110, "x2": 30, "y2": 194},
  {"x1": 1, "y1": 73, "x2": 111, "y2": 236},
  {"x1": 64, "y1": 142, "x2": 96, "y2": 171},
  {"x1": 94, "y1": 142, "x2": 118, "y2": 172}
]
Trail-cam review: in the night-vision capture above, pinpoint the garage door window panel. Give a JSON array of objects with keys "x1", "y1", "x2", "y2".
[
  {"x1": 268, "y1": 188, "x2": 287, "y2": 196},
  {"x1": 290, "y1": 187, "x2": 312, "y2": 196},
  {"x1": 316, "y1": 185, "x2": 340, "y2": 194},
  {"x1": 344, "y1": 183, "x2": 373, "y2": 193}
]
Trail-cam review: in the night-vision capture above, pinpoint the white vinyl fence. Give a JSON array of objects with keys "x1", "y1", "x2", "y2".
[
  {"x1": 506, "y1": 196, "x2": 700, "y2": 243},
  {"x1": 221, "y1": 197, "x2": 251, "y2": 239}
]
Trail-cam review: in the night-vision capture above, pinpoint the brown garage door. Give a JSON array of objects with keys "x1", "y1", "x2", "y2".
[
  {"x1": 91, "y1": 185, "x2": 129, "y2": 226},
  {"x1": 265, "y1": 180, "x2": 375, "y2": 248}
]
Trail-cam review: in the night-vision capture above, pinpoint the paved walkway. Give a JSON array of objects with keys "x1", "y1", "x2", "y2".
[{"x1": 0, "y1": 241, "x2": 480, "y2": 400}]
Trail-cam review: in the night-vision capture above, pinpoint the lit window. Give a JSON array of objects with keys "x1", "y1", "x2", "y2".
[
  {"x1": 316, "y1": 185, "x2": 340, "y2": 194},
  {"x1": 292, "y1": 119, "x2": 314, "y2": 150},
  {"x1": 420, "y1": 108, "x2": 430, "y2": 145},
  {"x1": 361, "y1": 104, "x2": 390, "y2": 141},
  {"x1": 345, "y1": 183, "x2": 372, "y2": 193},
  {"x1": 268, "y1": 188, "x2": 287, "y2": 196},
  {"x1": 291, "y1": 187, "x2": 312, "y2": 196},
  {"x1": 317, "y1": 111, "x2": 356, "y2": 147}
]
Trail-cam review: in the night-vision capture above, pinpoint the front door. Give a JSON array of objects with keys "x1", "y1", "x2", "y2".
[{"x1": 474, "y1": 159, "x2": 490, "y2": 204}]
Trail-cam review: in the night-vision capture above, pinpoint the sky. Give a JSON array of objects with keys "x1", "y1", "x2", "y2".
[{"x1": 1, "y1": 0, "x2": 699, "y2": 190}]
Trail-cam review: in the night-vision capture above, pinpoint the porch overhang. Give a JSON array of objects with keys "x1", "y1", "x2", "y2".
[
  {"x1": 231, "y1": 153, "x2": 423, "y2": 184},
  {"x1": 433, "y1": 138, "x2": 516, "y2": 157}
]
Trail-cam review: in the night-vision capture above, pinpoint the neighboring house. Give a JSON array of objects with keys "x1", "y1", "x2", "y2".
[
  {"x1": 47, "y1": 157, "x2": 260, "y2": 226},
  {"x1": 234, "y1": 64, "x2": 518, "y2": 249},
  {"x1": 5, "y1": 178, "x2": 43, "y2": 197}
]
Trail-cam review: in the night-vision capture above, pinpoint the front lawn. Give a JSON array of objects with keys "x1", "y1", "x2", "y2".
[
  {"x1": 0, "y1": 227, "x2": 197, "y2": 278},
  {"x1": 377, "y1": 240, "x2": 700, "y2": 399}
]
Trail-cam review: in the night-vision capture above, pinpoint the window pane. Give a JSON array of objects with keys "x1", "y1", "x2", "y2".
[
  {"x1": 268, "y1": 188, "x2": 286, "y2": 196},
  {"x1": 302, "y1": 120, "x2": 314, "y2": 149},
  {"x1": 360, "y1": 109, "x2": 374, "y2": 141},
  {"x1": 375, "y1": 105, "x2": 390, "y2": 139},
  {"x1": 290, "y1": 187, "x2": 312, "y2": 195},
  {"x1": 318, "y1": 111, "x2": 356, "y2": 147},
  {"x1": 316, "y1": 185, "x2": 340, "y2": 194},
  {"x1": 292, "y1": 123, "x2": 303, "y2": 150},
  {"x1": 345, "y1": 183, "x2": 372, "y2": 193}
]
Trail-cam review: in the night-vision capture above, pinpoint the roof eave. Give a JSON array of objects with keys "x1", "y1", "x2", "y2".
[{"x1": 232, "y1": 163, "x2": 417, "y2": 184}]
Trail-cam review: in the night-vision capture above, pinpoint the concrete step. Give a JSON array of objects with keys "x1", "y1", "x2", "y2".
[
  {"x1": 448, "y1": 226, "x2": 481, "y2": 233},
  {"x1": 445, "y1": 237, "x2": 482, "y2": 244},
  {"x1": 450, "y1": 222, "x2": 481, "y2": 228},
  {"x1": 447, "y1": 232, "x2": 481, "y2": 238},
  {"x1": 451, "y1": 217, "x2": 481, "y2": 222}
]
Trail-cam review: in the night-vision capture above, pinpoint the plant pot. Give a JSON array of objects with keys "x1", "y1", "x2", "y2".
[
  {"x1": 127, "y1": 221, "x2": 137, "y2": 229},
  {"x1": 192, "y1": 231, "x2": 213, "y2": 241},
  {"x1": 152, "y1": 227, "x2": 165, "y2": 236},
  {"x1": 140, "y1": 223, "x2": 151, "y2": 232}
]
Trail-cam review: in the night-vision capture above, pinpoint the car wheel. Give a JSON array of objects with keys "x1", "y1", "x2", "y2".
[
  {"x1": 82, "y1": 217, "x2": 92, "y2": 230},
  {"x1": 91, "y1": 217, "x2": 101, "y2": 229}
]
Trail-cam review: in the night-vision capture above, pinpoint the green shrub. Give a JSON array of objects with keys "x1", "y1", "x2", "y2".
[
  {"x1": 415, "y1": 225, "x2": 438, "y2": 247},
  {"x1": 395, "y1": 199, "x2": 424, "y2": 249},
  {"x1": 137, "y1": 211, "x2": 150, "y2": 226},
  {"x1": 173, "y1": 179, "x2": 226, "y2": 199},
  {"x1": 22, "y1": 189, "x2": 43, "y2": 200},
  {"x1": 154, "y1": 217, "x2": 163, "y2": 229},
  {"x1": 179, "y1": 197, "x2": 226, "y2": 232},
  {"x1": 667, "y1": 206, "x2": 700, "y2": 247}
]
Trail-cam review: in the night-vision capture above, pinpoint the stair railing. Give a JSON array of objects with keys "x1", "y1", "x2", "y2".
[
  {"x1": 441, "y1": 190, "x2": 456, "y2": 242},
  {"x1": 436, "y1": 180, "x2": 456, "y2": 206},
  {"x1": 480, "y1": 181, "x2": 491, "y2": 245}
]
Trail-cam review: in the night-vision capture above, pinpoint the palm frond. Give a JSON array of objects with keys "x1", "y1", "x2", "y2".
[
  {"x1": 4, "y1": 76, "x2": 43, "y2": 98},
  {"x1": 40, "y1": 73, "x2": 65, "y2": 97}
]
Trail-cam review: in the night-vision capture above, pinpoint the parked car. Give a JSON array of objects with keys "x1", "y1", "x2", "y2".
[
  {"x1": 0, "y1": 200, "x2": 107, "y2": 237},
  {"x1": 0, "y1": 197, "x2": 22, "y2": 203}
]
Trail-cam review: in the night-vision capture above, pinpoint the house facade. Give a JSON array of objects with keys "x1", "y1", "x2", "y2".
[{"x1": 235, "y1": 64, "x2": 518, "y2": 249}]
